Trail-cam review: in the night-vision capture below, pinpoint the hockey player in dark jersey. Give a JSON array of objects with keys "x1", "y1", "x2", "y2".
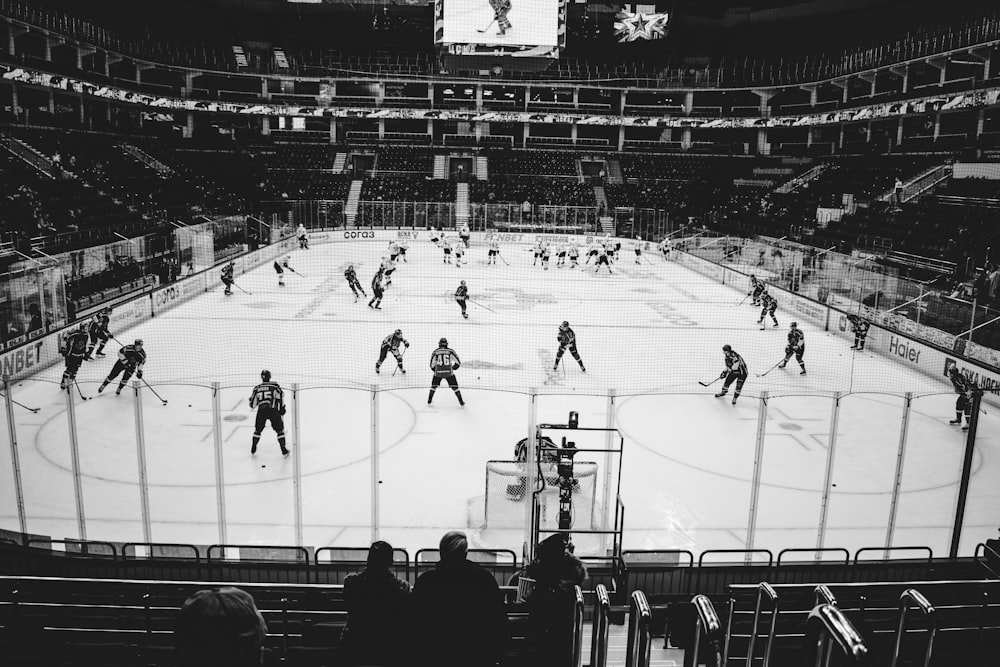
[
  {"x1": 778, "y1": 322, "x2": 806, "y2": 375},
  {"x1": 428, "y1": 338, "x2": 465, "y2": 406},
  {"x1": 376, "y1": 329, "x2": 409, "y2": 374},
  {"x1": 98, "y1": 339, "x2": 146, "y2": 395},
  {"x1": 758, "y1": 290, "x2": 778, "y2": 328},
  {"x1": 60, "y1": 323, "x2": 90, "y2": 390},
  {"x1": 249, "y1": 369, "x2": 289, "y2": 456},
  {"x1": 554, "y1": 321, "x2": 585, "y2": 372},
  {"x1": 848, "y1": 314, "x2": 871, "y2": 350},
  {"x1": 397, "y1": 240, "x2": 409, "y2": 262},
  {"x1": 84, "y1": 307, "x2": 112, "y2": 360},
  {"x1": 368, "y1": 270, "x2": 384, "y2": 309},
  {"x1": 221, "y1": 261, "x2": 235, "y2": 296},
  {"x1": 748, "y1": 275, "x2": 764, "y2": 306},
  {"x1": 455, "y1": 280, "x2": 469, "y2": 319},
  {"x1": 345, "y1": 265, "x2": 366, "y2": 301},
  {"x1": 948, "y1": 365, "x2": 982, "y2": 431},
  {"x1": 715, "y1": 345, "x2": 748, "y2": 404}
]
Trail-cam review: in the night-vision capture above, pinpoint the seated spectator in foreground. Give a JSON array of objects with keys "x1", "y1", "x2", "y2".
[
  {"x1": 522, "y1": 533, "x2": 587, "y2": 667},
  {"x1": 175, "y1": 587, "x2": 267, "y2": 667},
  {"x1": 412, "y1": 530, "x2": 508, "y2": 667},
  {"x1": 343, "y1": 540, "x2": 411, "y2": 666}
]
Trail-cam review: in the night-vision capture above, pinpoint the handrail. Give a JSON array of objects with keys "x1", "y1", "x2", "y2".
[
  {"x1": 807, "y1": 603, "x2": 869, "y2": 663},
  {"x1": 625, "y1": 590, "x2": 652, "y2": 667},
  {"x1": 854, "y1": 546, "x2": 934, "y2": 563},
  {"x1": 691, "y1": 594, "x2": 723, "y2": 667},
  {"x1": 590, "y1": 584, "x2": 611, "y2": 667},
  {"x1": 571, "y1": 585, "x2": 585, "y2": 667},
  {"x1": 815, "y1": 584, "x2": 838, "y2": 606},
  {"x1": 698, "y1": 549, "x2": 774, "y2": 566},
  {"x1": 890, "y1": 588, "x2": 936, "y2": 667},
  {"x1": 776, "y1": 547, "x2": 850, "y2": 565},
  {"x1": 745, "y1": 582, "x2": 779, "y2": 667}
]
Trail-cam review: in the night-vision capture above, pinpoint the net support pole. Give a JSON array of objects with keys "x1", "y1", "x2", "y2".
[
  {"x1": 745, "y1": 391, "x2": 769, "y2": 560},
  {"x1": 602, "y1": 389, "x2": 617, "y2": 553},
  {"x1": 132, "y1": 380, "x2": 152, "y2": 544},
  {"x1": 211, "y1": 382, "x2": 227, "y2": 545},
  {"x1": 2, "y1": 377, "x2": 27, "y2": 537},
  {"x1": 64, "y1": 383, "x2": 87, "y2": 541},
  {"x1": 292, "y1": 383, "x2": 303, "y2": 548},
  {"x1": 816, "y1": 392, "x2": 843, "y2": 552},
  {"x1": 950, "y1": 391, "x2": 983, "y2": 558},
  {"x1": 884, "y1": 392, "x2": 912, "y2": 553},
  {"x1": 370, "y1": 385, "x2": 380, "y2": 544},
  {"x1": 524, "y1": 388, "x2": 538, "y2": 563}
]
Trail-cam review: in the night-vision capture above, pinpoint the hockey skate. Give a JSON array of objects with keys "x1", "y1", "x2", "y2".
[
  {"x1": 375, "y1": 364, "x2": 380, "y2": 374},
  {"x1": 282, "y1": 448, "x2": 290, "y2": 457},
  {"x1": 251, "y1": 443, "x2": 257, "y2": 455},
  {"x1": 98, "y1": 381, "x2": 108, "y2": 393},
  {"x1": 714, "y1": 390, "x2": 727, "y2": 398},
  {"x1": 778, "y1": 362, "x2": 787, "y2": 369},
  {"x1": 800, "y1": 369, "x2": 807, "y2": 375},
  {"x1": 96, "y1": 351, "x2": 105, "y2": 357},
  {"x1": 773, "y1": 321, "x2": 779, "y2": 327},
  {"x1": 732, "y1": 395, "x2": 738, "y2": 405},
  {"x1": 949, "y1": 417, "x2": 963, "y2": 424}
]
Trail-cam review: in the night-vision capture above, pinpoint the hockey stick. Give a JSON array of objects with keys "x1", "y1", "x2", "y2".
[
  {"x1": 697, "y1": 376, "x2": 723, "y2": 388},
  {"x1": 140, "y1": 377, "x2": 168, "y2": 405},
  {"x1": 392, "y1": 346, "x2": 408, "y2": 377},
  {"x1": 736, "y1": 294, "x2": 750, "y2": 307},
  {"x1": 0, "y1": 391, "x2": 40, "y2": 413},
  {"x1": 757, "y1": 359, "x2": 785, "y2": 377},
  {"x1": 477, "y1": 17, "x2": 498, "y2": 33},
  {"x1": 498, "y1": 252, "x2": 510, "y2": 266},
  {"x1": 74, "y1": 380, "x2": 90, "y2": 401},
  {"x1": 233, "y1": 281, "x2": 253, "y2": 296},
  {"x1": 469, "y1": 298, "x2": 497, "y2": 314},
  {"x1": 288, "y1": 267, "x2": 307, "y2": 278}
]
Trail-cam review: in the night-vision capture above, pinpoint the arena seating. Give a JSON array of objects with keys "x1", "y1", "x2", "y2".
[
  {"x1": 471, "y1": 176, "x2": 595, "y2": 207},
  {"x1": 374, "y1": 146, "x2": 434, "y2": 175},
  {"x1": 360, "y1": 175, "x2": 453, "y2": 202}
]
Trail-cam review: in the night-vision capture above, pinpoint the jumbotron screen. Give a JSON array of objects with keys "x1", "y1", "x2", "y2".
[{"x1": 434, "y1": 0, "x2": 566, "y2": 58}]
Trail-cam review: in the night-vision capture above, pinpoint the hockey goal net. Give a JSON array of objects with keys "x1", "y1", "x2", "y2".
[{"x1": 482, "y1": 460, "x2": 600, "y2": 530}]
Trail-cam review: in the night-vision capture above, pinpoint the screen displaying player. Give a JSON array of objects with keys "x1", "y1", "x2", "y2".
[{"x1": 436, "y1": 0, "x2": 561, "y2": 49}]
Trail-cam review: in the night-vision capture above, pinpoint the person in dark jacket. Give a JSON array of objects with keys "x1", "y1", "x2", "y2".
[
  {"x1": 522, "y1": 534, "x2": 587, "y2": 667},
  {"x1": 411, "y1": 531, "x2": 508, "y2": 667},
  {"x1": 342, "y1": 540, "x2": 411, "y2": 666},
  {"x1": 175, "y1": 586, "x2": 267, "y2": 667}
]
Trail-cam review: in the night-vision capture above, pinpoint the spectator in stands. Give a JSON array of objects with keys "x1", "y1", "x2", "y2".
[
  {"x1": 987, "y1": 264, "x2": 1000, "y2": 305},
  {"x1": 411, "y1": 531, "x2": 508, "y2": 667},
  {"x1": 521, "y1": 534, "x2": 587, "y2": 667},
  {"x1": 894, "y1": 176, "x2": 904, "y2": 206},
  {"x1": 27, "y1": 303, "x2": 42, "y2": 334},
  {"x1": 174, "y1": 586, "x2": 268, "y2": 667},
  {"x1": 342, "y1": 540, "x2": 411, "y2": 666}
]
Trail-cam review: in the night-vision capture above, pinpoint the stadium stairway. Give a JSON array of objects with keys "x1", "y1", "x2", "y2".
[
  {"x1": 775, "y1": 162, "x2": 827, "y2": 194},
  {"x1": 120, "y1": 144, "x2": 173, "y2": 177},
  {"x1": 606, "y1": 158, "x2": 624, "y2": 185},
  {"x1": 344, "y1": 180, "x2": 364, "y2": 226},
  {"x1": 333, "y1": 151, "x2": 347, "y2": 173},
  {"x1": 456, "y1": 182, "x2": 470, "y2": 226},
  {"x1": 0, "y1": 135, "x2": 68, "y2": 180},
  {"x1": 877, "y1": 162, "x2": 953, "y2": 205},
  {"x1": 475, "y1": 155, "x2": 488, "y2": 180},
  {"x1": 594, "y1": 184, "x2": 608, "y2": 213},
  {"x1": 433, "y1": 154, "x2": 447, "y2": 179}
]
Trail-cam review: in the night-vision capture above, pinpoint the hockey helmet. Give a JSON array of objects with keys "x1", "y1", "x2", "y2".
[
  {"x1": 439, "y1": 337, "x2": 448, "y2": 347},
  {"x1": 78, "y1": 322, "x2": 88, "y2": 331},
  {"x1": 460, "y1": 280, "x2": 466, "y2": 286},
  {"x1": 750, "y1": 273, "x2": 756, "y2": 279},
  {"x1": 948, "y1": 365, "x2": 960, "y2": 377},
  {"x1": 560, "y1": 321, "x2": 569, "y2": 330},
  {"x1": 722, "y1": 344, "x2": 732, "y2": 352},
  {"x1": 102, "y1": 306, "x2": 113, "y2": 314},
  {"x1": 261, "y1": 369, "x2": 271, "y2": 382},
  {"x1": 790, "y1": 322, "x2": 798, "y2": 328},
  {"x1": 394, "y1": 328, "x2": 402, "y2": 335},
  {"x1": 134, "y1": 339, "x2": 143, "y2": 347},
  {"x1": 348, "y1": 264, "x2": 353, "y2": 270}
]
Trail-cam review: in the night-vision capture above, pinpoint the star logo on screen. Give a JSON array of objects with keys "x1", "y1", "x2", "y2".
[{"x1": 613, "y1": 10, "x2": 669, "y2": 42}]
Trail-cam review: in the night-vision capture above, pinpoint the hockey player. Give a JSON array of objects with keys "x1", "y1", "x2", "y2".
[
  {"x1": 948, "y1": 365, "x2": 978, "y2": 431},
  {"x1": 595, "y1": 245, "x2": 612, "y2": 274},
  {"x1": 715, "y1": 344, "x2": 748, "y2": 404},
  {"x1": 848, "y1": 314, "x2": 871, "y2": 350},
  {"x1": 376, "y1": 329, "x2": 409, "y2": 374},
  {"x1": 568, "y1": 242, "x2": 580, "y2": 268},
  {"x1": 98, "y1": 339, "x2": 146, "y2": 395},
  {"x1": 221, "y1": 260, "x2": 235, "y2": 296},
  {"x1": 60, "y1": 323, "x2": 90, "y2": 390},
  {"x1": 533, "y1": 239, "x2": 544, "y2": 266},
  {"x1": 388, "y1": 241, "x2": 401, "y2": 262},
  {"x1": 368, "y1": 270, "x2": 384, "y2": 310},
  {"x1": 489, "y1": 0, "x2": 512, "y2": 36},
  {"x1": 84, "y1": 307, "x2": 112, "y2": 360},
  {"x1": 297, "y1": 223, "x2": 308, "y2": 250},
  {"x1": 748, "y1": 275, "x2": 764, "y2": 306},
  {"x1": 454, "y1": 242, "x2": 466, "y2": 267},
  {"x1": 430, "y1": 227, "x2": 441, "y2": 246},
  {"x1": 758, "y1": 290, "x2": 778, "y2": 328},
  {"x1": 459, "y1": 224, "x2": 470, "y2": 248},
  {"x1": 249, "y1": 369, "x2": 289, "y2": 456},
  {"x1": 397, "y1": 241, "x2": 409, "y2": 263},
  {"x1": 487, "y1": 238, "x2": 500, "y2": 265},
  {"x1": 345, "y1": 264, "x2": 366, "y2": 301},
  {"x1": 658, "y1": 237, "x2": 673, "y2": 258},
  {"x1": 428, "y1": 337, "x2": 464, "y2": 406},
  {"x1": 634, "y1": 236, "x2": 643, "y2": 264},
  {"x1": 380, "y1": 256, "x2": 396, "y2": 286},
  {"x1": 274, "y1": 255, "x2": 291, "y2": 287},
  {"x1": 585, "y1": 243, "x2": 599, "y2": 265},
  {"x1": 540, "y1": 242, "x2": 551, "y2": 270},
  {"x1": 455, "y1": 280, "x2": 469, "y2": 319},
  {"x1": 778, "y1": 322, "x2": 806, "y2": 375},
  {"x1": 554, "y1": 321, "x2": 586, "y2": 372},
  {"x1": 556, "y1": 244, "x2": 567, "y2": 267},
  {"x1": 442, "y1": 238, "x2": 453, "y2": 264}
]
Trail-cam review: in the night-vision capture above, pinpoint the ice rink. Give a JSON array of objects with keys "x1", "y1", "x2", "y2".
[
  {"x1": 441, "y1": 0, "x2": 558, "y2": 47},
  {"x1": 1, "y1": 236, "x2": 998, "y2": 560}
]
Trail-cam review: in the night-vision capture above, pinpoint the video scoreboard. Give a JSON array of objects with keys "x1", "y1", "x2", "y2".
[{"x1": 434, "y1": 0, "x2": 567, "y2": 58}]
